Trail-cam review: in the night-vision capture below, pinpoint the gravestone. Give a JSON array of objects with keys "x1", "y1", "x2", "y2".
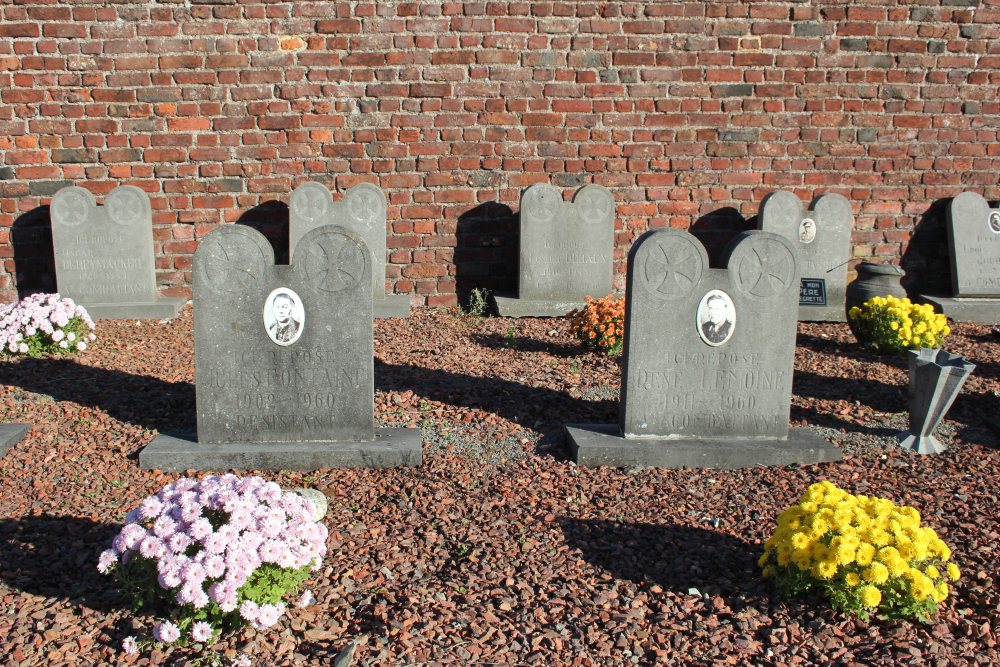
[
  {"x1": 493, "y1": 183, "x2": 615, "y2": 316},
  {"x1": 758, "y1": 191, "x2": 852, "y2": 322},
  {"x1": 139, "y1": 224, "x2": 421, "y2": 471},
  {"x1": 289, "y1": 182, "x2": 410, "y2": 318},
  {"x1": 49, "y1": 186, "x2": 186, "y2": 319},
  {"x1": 0, "y1": 423, "x2": 30, "y2": 459},
  {"x1": 919, "y1": 192, "x2": 1000, "y2": 324},
  {"x1": 566, "y1": 229, "x2": 840, "y2": 468}
]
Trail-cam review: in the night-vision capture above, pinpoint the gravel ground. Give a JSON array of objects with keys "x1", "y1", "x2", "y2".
[{"x1": 0, "y1": 307, "x2": 997, "y2": 666}]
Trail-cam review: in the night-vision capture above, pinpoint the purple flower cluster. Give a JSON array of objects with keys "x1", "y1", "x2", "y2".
[
  {"x1": 100, "y1": 474, "x2": 328, "y2": 645},
  {"x1": 0, "y1": 293, "x2": 95, "y2": 355}
]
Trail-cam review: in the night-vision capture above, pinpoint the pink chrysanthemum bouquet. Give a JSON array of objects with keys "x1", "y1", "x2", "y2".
[
  {"x1": 99, "y1": 475, "x2": 327, "y2": 656},
  {"x1": 0, "y1": 293, "x2": 95, "y2": 357}
]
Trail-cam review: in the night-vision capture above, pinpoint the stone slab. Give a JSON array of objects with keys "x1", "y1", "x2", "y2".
[
  {"x1": 375, "y1": 294, "x2": 413, "y2": 319},
  {"x1": 620, "y1": 229, "x2": 801, "y2": 439},
  {"x1": 565, "y1": 423, "x2": 841, "y2": 469},
  {"x1": 194, "y1": 224, "x2": 374, "y2": 444},
  {"x1": 492, "y1": 294, "x2": 588, "y2": 317},
  {"x1": 77, "y1": 297, "x2": 187, "y2": 320},
  {"x1": 50, "y1": 185, "x2": 176, "y2": 318},
  {"x1": 917, "y1": 295, "x2": 1000, "y2": 325},
  {"x1": 947, "y1": 192, "x2": 1000, "y2": 297},
  {"x1": 796, "y1": 303, "x2": 847, "y2": 322},
  {"x1": 0, "y1": 423, "x2": 30, "y2": 458},
  {"x1": 759, "y1": 191, "x2": 853, "y2": 322},
  {"x1": 140, "y1": 427, "x2": 422, "y2": 471}
]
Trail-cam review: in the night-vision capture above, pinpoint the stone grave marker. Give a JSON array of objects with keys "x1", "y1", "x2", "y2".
[
  {"x1": 919, "y1": 192, "x2": 1000, "y2": 324},
  {"x1": 566, "y1": 228, "x2": 840, "y2": 468},
  {"x1": 289, "y1": 182, "x2": 410, "y2": 318},
  {"x1": 493, "y1": 183, "x2": 615, "y2": 316},
  {"x1": 49, "y1": 186, "x2": 186, "y2": 319},
  {"x1": 758, "y1": 191, "x2": 852, "y2": 322},
  {"x1": 139, "y1": 224, "x2": 421, "y2": 471},
  {"x1": 0, "y1": 423, "x2": 30, "y2": 459}
]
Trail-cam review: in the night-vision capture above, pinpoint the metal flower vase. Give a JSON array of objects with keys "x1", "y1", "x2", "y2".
[{"x1": 897, "y1": 348, "x2": 975, "y2": 455}]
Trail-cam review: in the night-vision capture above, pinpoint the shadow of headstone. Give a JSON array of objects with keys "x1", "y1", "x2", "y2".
[
  {"x1": 454, "y1": 202, "x2": 517, "y2": 309},
  {"x1": 900, "y1": 198, "x2": 951, "y2": 297},
  {"x1": 0, "y1": 515, "x2": 126, "y2": 612},
  {"x1": 11, "y1": 206, "x2": 56, "y2": 298},
  {"x1": 688, "y1": 206, "x2": 755, "y2": 268},
  {"x1": 236, "y1": 200, "x2": 289, "y2": 265}
]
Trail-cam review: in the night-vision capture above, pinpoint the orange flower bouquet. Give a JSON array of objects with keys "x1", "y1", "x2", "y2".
[{"x1": 569, "y1": 295, "x2": 625, "y2": 356}]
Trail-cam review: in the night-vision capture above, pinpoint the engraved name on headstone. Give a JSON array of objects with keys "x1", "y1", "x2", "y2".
[
  {"x1": 494, "y1": 183, "x2": 615, "y2": 316},
  {"x1": 759, "y1": 191, "x2": 853, "y2": 321},
  {"x1": 946, "y1": 192, "x2": 1000, "y2": 297},
  {"x1": 289, "y1": 182, "x2": 409, "y2": 317},
  {"x1": 194, "y1": 224, "x2": 374, "y2": 444},
  {"x1": 49, "y1": 185, "x2": 185, "y2": 319}
]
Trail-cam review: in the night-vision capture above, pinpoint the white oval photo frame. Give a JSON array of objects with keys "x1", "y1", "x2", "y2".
[
  {"x1": 263, "y1": 287, "x2": 305, "y2": 347},
  {"x1": 798, "y1": 217, "x2": 817, "y2": 244},
  {"x1": 987, "y1": 211, "x2": 1000, "y2": 235},
  {"x1": 697, "y1": 289, "x2": 736, "y2": 347}
]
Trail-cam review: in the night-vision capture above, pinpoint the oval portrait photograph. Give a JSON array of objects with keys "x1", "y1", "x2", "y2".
[
  {"x1": 697, "y1": 289, "x2": 736, "y2": 347},
  {"x1": 798, "y1": 217, "x2": 817, "y2": 244},
  {"x1": 263, "y1": 287, "x2": 305, "y2": 346},
  {"x1": 988, "y1": 210, "x2": 1000, "y2": 234}
]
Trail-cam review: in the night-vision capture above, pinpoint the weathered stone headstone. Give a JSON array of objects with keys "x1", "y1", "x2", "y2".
[
  {"x1": 289, "y1": 182, "x2": 410, "y2": 318},
  {"x1": 759, "y1": 191, "x2": 852, "y2": 322},
  {"x1": 139, "y1": 224, "x2": 421, "y2": 471},
  {"x1": 49, "y1": 186, "x2": 185, "y2": 319},
  {"x1": 566, "y1": 229, "x2": 840, "y2": 468},
  {"x1": 0, "y1": 423, "x2": 30, "y2": 459},
  {"x1": 493, "y1": 183, "x2": 615, "y2": 316},
  {"x1": 919, "y1": 192, "x2": 1000, "y2": 324}
]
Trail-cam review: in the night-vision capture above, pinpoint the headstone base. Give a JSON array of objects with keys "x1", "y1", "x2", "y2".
[
  {"x1": 81, "y1": 297, "x2": 187, "y2": 320},
  {"x1": 0, "y1": 423, "x2": 30, "y2": 458},
  {"x1": 798, "y1": 304, "x2": 847, "y2": 322},
  {"x1": 917, "y1": 295, "x2": 1000, "y2": 325},
  {"x1": 375, "y1": 294, "x2": 412, "y2": 319},
  {"x1": 565, "y1": 423, "x2": 841, "y2": 469},
  {"x1": 139, "y1": 428, "x2": 422, "y2": 471},
  {"x1": 493, "y1": 294, "x2": 590, "y2": 317}
]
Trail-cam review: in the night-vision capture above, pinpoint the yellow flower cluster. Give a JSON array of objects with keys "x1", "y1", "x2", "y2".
[
  {"x1": 569, "y1": 295, "x2": 625, "y2": 355},
  {"x1": 848, "y1": 295, "x2": 950, "y2": 352},
  {"x1": 760, "y1": 481, "x2": 959, "y2": 619}
]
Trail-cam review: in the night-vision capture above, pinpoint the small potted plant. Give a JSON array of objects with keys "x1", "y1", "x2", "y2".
[
  {"x1": 847, "y1": 295, "x2": 949, "y2": 353},
  {"x1": 568, "y1": 295, "x2": 625, "y2": 356},
  {"x1": 0, "y1": 293, "x2": 95, "y2": 357}
]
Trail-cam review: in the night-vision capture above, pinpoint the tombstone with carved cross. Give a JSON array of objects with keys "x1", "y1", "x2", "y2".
[
  {"x1": 49, "y1": 185, "x2": 186, "y2": 319},
  {"x1": 758, "y1": 191, "x2": 853, "y2": 322},
  {"x1": 565, "y1": 229, "x2": 840, "y2": 468},
  {"x1": 139, "y1": 224, "x2": 422, "y2": 471}
]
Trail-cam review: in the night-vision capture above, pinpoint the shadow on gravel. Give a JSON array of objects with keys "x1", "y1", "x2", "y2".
[
  {"x1": 793, "y1": 369, "x2": 905, "y2": 414},
  {"x1": 0, "y1": 358, "x2": 195, "y2": 436},
  {"x1": 471, "y1": 332, "x2": 582, "y2": 357},
  {"x1": 375, "y1": 359, "x2": 617, "y2": 432},
  {"x1": 0, "y1": 515, "x2": 126, "y2": 612},
  {"x1": 560, "y1": 519, "x2": 765, "y2": 607}
]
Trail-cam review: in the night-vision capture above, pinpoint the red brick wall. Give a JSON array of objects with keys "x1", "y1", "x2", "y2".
[{"x1": 2, "y1": 1, "x2": 999, "y2": 305}]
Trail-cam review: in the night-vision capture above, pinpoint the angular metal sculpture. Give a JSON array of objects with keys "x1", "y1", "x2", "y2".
[{"x1": 898, "y1": 349, "x2": 975, "y2": 454}]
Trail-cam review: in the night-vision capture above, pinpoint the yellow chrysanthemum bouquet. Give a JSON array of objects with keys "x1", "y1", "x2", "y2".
[
  {"x1": 760, "y1": 481, "x2": 959, "y2": 621},
  {"x1": 569, "y1": 295, "x2": 625, "y2": 356},
  {"x1": 847, "y1": 295, "x2": 950, "y2": 352}
]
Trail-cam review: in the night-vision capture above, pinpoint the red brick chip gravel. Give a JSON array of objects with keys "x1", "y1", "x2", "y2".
[{"x1": 0, "y1": 307, "x2": 997, "y2": 666}]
